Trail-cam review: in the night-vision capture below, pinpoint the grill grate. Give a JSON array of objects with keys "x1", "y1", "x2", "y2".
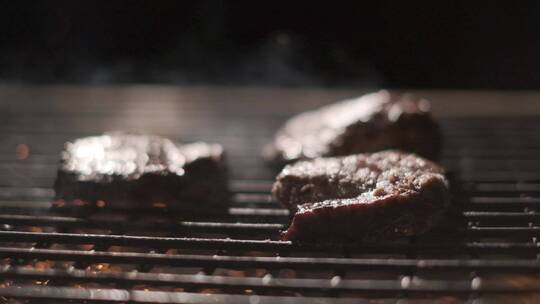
[{"x1": 0, "y1": 90, "x2": 540, "y2": 303}]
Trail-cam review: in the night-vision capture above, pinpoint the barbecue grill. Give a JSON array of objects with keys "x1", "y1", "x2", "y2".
[{"x1": 0, "y1": 87, "x2": 539, "y2": 303}]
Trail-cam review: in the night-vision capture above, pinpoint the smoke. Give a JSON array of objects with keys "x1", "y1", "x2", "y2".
[{"x1": 0, "y1": 30, "x2": 381, "y2": 87}]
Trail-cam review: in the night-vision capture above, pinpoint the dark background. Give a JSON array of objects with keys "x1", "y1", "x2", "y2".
[{"x1": 1, "y1": 1, "x2": 539, "y2": 88}]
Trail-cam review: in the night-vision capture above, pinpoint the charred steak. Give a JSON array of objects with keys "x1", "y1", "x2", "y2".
[
  {"x1": 265, "y1": 90, "x2": 441, "y2": 163},
  {"x1": 55, "y1": 133, "x2": 229, "y2": 211},
  {"x1": 273, "y1": 150, "x2": 449, "y2": 242}
]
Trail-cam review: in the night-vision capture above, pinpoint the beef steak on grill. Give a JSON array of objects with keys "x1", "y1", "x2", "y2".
[
  {"x1": 55, "y1": 133, "x2": 229, "y2": 211},
  {"x1": 273, "y1": 150, "x2": 449, "y2": 242},
  {"x1": 265, "y1": 90, "x2": 441, "y2": 164}
]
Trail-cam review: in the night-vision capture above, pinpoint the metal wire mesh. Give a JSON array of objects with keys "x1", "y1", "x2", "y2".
[{"x1": 0, "y1": 92, "x2": 539, "y2": 303}]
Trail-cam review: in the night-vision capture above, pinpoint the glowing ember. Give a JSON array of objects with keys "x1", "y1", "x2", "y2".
[
  {"x1": 34, "y1": 280, "x2": 50, "y2": 286},
  {"x1": 33, "y1": 261, "x2": 52, "y2": 270},
  {"x1": 80, "y1": 244, "x2": 94, "y2": 251},
  {"x1": 53, "y1": 200, "x2": 66, "y2": 207},
  {"x1": 87, "y1": 263, "x2": 111, "y2": 273},
  {"x1": 15, "y1": 144, "x2": 29, "y2": 160},
  {"x1": 73, "y1": 199, "x2": 88, "y2": 206},
  {"x1": 29, "y1": 227, "x2": 43, "y2": 233},
  {"x1": 152, "y1": 202, "x2": 167, "y2": 208}
]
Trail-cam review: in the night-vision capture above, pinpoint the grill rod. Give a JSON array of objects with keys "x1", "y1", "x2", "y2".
[
  {"x1": 0, "y1": 247, "x2": 539, "y2": 272},
  {"x1": 0, "y1": 286, "x2": 398, "y2": 304},
  {"x1": 1, "y1": 231, "x2": 539, "y2": 254},
  {"x1": 1, "y1": 266, "x2": 539, "y2": 294}
]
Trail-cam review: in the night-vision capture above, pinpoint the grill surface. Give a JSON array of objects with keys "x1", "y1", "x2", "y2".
[{"x1": 0, "y1": 87, "x2": 539, "y2": 303}]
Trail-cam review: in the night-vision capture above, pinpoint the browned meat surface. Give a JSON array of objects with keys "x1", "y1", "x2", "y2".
[
  {"x1": 265, "y1": 90, "x2": 441, "y2": 163},
  {"x1": 55, "y1": 133, "x2": 229, "y2": 212},
  {"x1": 273, "y1": 150, "x2": 449, "y2": 242}
]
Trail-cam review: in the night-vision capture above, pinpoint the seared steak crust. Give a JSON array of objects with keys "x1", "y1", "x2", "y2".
[
  {"x1": 266, "y1": 90, "x2": 441, "y2": 163},
  {"x1": 272, "y1": 150, "x2": 449, "y2": 242},
  {"x1": 55, "y1": 133, "x2": 229, "y2": 211}
]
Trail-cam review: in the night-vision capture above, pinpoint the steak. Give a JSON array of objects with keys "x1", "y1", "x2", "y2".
[
  {"x1": 265, "y1": 90, "x2": 441, "y2": 164},
  {"x1": 54, "y1": 133, "x2": 229, "y2": 212},
  {"x1": 272, "y1": 150, "x2": 449, "y2": 242}
]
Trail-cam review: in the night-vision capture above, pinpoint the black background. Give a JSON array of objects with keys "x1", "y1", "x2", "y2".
[{"x1": 1, "y1": 1, "x2": 539, "y2": 88}]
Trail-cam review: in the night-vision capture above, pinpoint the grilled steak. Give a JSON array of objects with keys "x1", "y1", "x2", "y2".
[
  {"x1": 265, "y1": 90, "x2": 441, "y2": 163},
  {"x1": 273, "y1": 150, "x2": 449, "y2": 242},
  {"x1": 55, "y1": 133, "x2": 229, "y2": 212}
]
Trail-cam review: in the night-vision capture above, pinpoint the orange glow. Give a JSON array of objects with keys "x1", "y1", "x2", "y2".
[
  {"x1": 152, "y1": 202, "x2": 167, "y2": 208},
  {"x1": 15, "y1": 144, "x2": 29, "y2": 160}
]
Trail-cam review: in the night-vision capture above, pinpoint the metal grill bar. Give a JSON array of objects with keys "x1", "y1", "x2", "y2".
[
  {"x1": 1, "y1": 247, "x2": 539, "y2": 272},
  {"x1": 1, "y1": 196, "x2": 538, "y2": 211},
  {"x1": 1, "y1": 88, "x2": 540, "y2": 302},
  {"x1": 0, "y1": 213, "x2": 537, "y2": 236},
  {"x1": 0, "y1": 212, "x2": 538, "y2": 228},
  {"x1": 0, "y1": 214, "x2": 285, "y2": 234},
  {"x1": 1, "y1": 231, "x2": 539, "y2": 254},
  {"x1": 0, "y1": 286, "x2": 388, "y2": 304},
  {"x1": 1, "y1": 266, "x2": 538, "y2": 294}
]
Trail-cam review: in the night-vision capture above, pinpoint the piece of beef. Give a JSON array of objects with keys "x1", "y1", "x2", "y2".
[
  {"x1": 272, "y1": 150, "x2": 449, "y2": 242},
  {"x1": 265, "y1": 90, "x2": 441, "y2": 164},
  {"x1": 54, "y1": 133, "x2": 229, "y2": 212}
]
